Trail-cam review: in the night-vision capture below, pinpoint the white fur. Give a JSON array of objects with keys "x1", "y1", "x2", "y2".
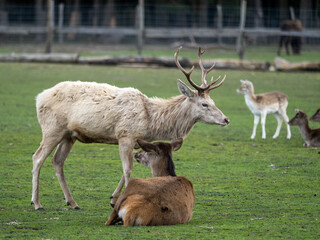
[
  {"x1": 237, "y1": 80, "x2": 291, "y2": 139},
  {"x1": 31, "y1": 79, "x2": 228, "y2": 210}
]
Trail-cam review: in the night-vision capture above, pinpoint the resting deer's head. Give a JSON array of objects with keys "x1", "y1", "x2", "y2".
[
  {"x1": 134, "y1": 138, "x2": 183, "y2": 177},
  {"x1": 175, "y1": 47, "x2": 230, "y2": 127},
  {"x1": 310, "y1": 108, "x2": 320, "y2": 122},
  {"x1": 289, "y1": 109, "x2": 308, "y2": 126}
]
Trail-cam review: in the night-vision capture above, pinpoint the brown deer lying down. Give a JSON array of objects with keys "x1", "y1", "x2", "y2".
[
  {"x1": 236, "y1": 80, "x2": 291, "y2": 139},
  {"x1": 310, "y1": 109, "x2": 320, "y2": 122},
  {"x1": 289, "y1": 109, "x2": 320, "y2": 147},
  {"x1": 105, "y1": 138, "x2": 195, "y2": 226},
  {"x1": 31, "y1": 47, "x2": 228, "y2": 210}
]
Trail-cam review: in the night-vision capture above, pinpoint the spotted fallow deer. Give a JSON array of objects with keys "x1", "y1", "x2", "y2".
[
  {"x1": 236, "y1": 80, "x2": 291, "y2": 139},
  {"x1": 31, "y1": 47, "x2": 229, "y2": 210},
  {"x1": 310, "y1": 109, "x2": 320, "y2": 122},
  {"x1": 289, "y1": 109, "x2": 320, "y2": 147},
  {"x1": 105, "y1": 138, "x2": 195, "y2": 226}
]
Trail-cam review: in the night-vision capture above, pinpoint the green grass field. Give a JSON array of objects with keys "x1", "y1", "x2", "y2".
[{"x1": 0, "y1": 62, "x2": 319, "y2": 239}]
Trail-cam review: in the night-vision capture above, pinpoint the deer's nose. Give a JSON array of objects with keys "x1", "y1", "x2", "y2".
[{"x1": 224, "y1": 118, "x2": 230, "y2": 125}]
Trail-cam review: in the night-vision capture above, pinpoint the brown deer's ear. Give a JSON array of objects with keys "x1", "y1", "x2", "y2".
[
  {"x1": 171, "y1": 138, "x2": 183, "y2": 151},
  {"x1": 137, "y1": 139, "x2": 159, "y2": 153}
]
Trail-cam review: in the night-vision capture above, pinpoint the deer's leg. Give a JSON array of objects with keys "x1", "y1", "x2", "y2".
[
  {"x1": 110, "y1": 138, "x2": 135, "y2": 206},
  {"x1": 251, "y1": 115, "x2": 260, "y2": 139},
  {"x1": 105, "y1": 209, "x2": 122, "y2": 225},
  {"x1": 110, "y1": 176, "x2": 125, "y2": 207},
  {"x1": 32, "y1": 133, "x2": 64, "y2": 210},
  {"x1": 285, "y1": 37, "x2": 291, "y2": 55},
  {"x1": 279, "y1": 110, "x2": 291, "y2": 139},
  {"x1": 261, "y1": 112, "x2": 267, "y2": 139},
  {"x1": 51, "y1": 134, "x2": 79, "y2": 209},
  {"x1": 273, "y1": 113, "x2": 283, "y2": 139},
  {"x1": 277, "y1": 36, "x2": 284, "y2": 56}
]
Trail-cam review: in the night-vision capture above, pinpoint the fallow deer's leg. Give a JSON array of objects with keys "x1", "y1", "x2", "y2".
[
  {"x1": 110, "y1": 176, "x2": 125, "y2": 207},
  {"x1": 110, "y1": 138, "x2": 135, "y2": 206},
  {"x1": 251, "y1": 115, "x2": 260, "y2": 139},
  {"x1": 51, "y1": 134, "x2": 79, "y2": 209},
  {"x1": 261, "y1": 112, "x2": 267, "y2": 139},
  {"x1": 32, "y1": 133, "x2": 65, "y2": 210},
  {"x1": 279, "y1": 110, "x2": 291, "y2": 139},
  {"x1": 273, "y1": 113, "x2": 283, "y2": 139}
]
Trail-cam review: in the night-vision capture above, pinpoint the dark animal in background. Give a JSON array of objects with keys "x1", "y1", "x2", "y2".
[
  {"x1": 105, "y1": 138, "x2": 195, "y2": 226},
  {"x1": 310, "y1": 108, "x2": 320, "y2": 122},
  {"x1": 288, "y1": 109, "x2": 320, "y2": 147},
  {"x1": 277, "y1": 19, "x2": 303, "y2": 56}
]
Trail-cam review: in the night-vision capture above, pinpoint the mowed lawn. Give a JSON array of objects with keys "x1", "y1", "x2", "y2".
[{"x1": 0, "y1": 62, "x2": 319, "y2": 239}]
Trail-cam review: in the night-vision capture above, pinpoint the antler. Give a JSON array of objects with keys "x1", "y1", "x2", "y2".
[{"x1": 174, "y1": 47, "x2": 226, "y2": 93}]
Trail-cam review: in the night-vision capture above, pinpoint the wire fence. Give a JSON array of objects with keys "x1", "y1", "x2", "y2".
[{"x1": 0, "y1": 2, "x2": 319, "y2": 50}]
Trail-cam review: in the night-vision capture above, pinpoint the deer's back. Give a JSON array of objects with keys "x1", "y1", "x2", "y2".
[
  {"x1": 116, "y1": 176, "x2": 195, "y2": 226},
  {"x1": 255, "y1": 91, "x2": 288, "y2": 105},
  {"x1": 35, "y1": 81, "x2": 151, "y2": 140}
]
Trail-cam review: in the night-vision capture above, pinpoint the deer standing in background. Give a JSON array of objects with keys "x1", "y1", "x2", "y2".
[
  {"x1": 236, "y1": 80, "x2": 291, "y2": 139},
  {"x1": 105, "y1": 138, "x2": 195, "y2": 226},
  {"x1": 277, "y1": 19, "x2": 303, "y2": 56},
  {"x1": 31, "y1": 47, "x2": 229, "y2": 210},
  {"x1": 289, "y1": 109, "x2": 320, "y2": 147},
  {"x1": 310, "y1": 109, "x2": 320, "y2": 122}
]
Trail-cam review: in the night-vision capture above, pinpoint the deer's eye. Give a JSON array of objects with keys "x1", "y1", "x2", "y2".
[{"x1": 202, "y1": 103, "x2": 208, "y2": 108}]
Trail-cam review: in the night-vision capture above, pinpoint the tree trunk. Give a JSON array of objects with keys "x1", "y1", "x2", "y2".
[
  {"x1": 253, "y1": 0, "x2": 264, "y2": 44},
  {"x1": 35, "y1": 0, "x2": 45, "y2": 42},
  {"x1": 67, "y1": 0, "x2": 81, "y2": 40},
  {"x1": 0, "y1": 0, "x2": 8, "y2": 26},
  {"x1": 103, "y1": 0, "x2": 115, "y2": 27},
  {"x1": 199, "y1": 0, "x2": 208, "y2": 28},
  {"x1": 300, "y1": 0, "x2": 311, "y2": 27}
]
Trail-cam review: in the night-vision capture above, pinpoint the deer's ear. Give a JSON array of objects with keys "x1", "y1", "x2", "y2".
[
  {"x1": 137, "y1": 139, "x2": 159, "y2": 153},
  {"x1": 171, "y1": 138, "x2": 183, "y2": 151},
  {"x1": 177, "y1": 80, "x2": 197, "y2": 98}
]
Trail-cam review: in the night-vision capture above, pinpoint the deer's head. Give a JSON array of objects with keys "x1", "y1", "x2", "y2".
[
  {"x1": 175, "y1": 47, "x2": 229, "y2": 127},
  {"x1": 236, "y1": 80, "x2": 254, "y2": 95},
  {"x1": 310, "y1": 108, "x2": 320, "y2": 122},
  {"x1": 134, "y1": 138, "x2": 183, "y2": 177},
  {"x1": 288, "y1": 109, "x2": 308, "y2": 126}
]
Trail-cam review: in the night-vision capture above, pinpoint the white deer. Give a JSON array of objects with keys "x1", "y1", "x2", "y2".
[
  {"x1": 236, "y1": 80, "x2": 291, "y2": 139},
  {"x1": 105, "y1": 138, "x2": 195, "y2": 226},
  {"x1": 31, "y1": 47, "x2": 229, "y2": 210}
]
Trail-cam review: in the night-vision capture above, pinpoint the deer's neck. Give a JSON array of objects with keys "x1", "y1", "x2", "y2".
[
  {"x1": 244, "y1": 89, "x2": 260, "y2": 113},
  {"x1": 147, "y1": 95, "x2": 196, "y2": 140},
  {"x1": 297, "y1": 120, "x2": 312, "y2": 140}
]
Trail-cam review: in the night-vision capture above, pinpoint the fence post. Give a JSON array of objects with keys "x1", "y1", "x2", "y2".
[
  {"x1": 216, "y1": 4, "x2": 223, "y2": 46},
  {"x1": 236, "y1": 0, "x2": 247, "y2": 60},
  {"x1": 289, "y1": 6, "x2": 295, "y2": 20},
  {"x1": 58, "y1": 3, "x2": 64, "y2": 44},
  {"x1": 45, "y1": 0, "x2": 54, "y2": 53},
  {"x1": 137, "y1": 0, "x2": 144, "y2": 56}
]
